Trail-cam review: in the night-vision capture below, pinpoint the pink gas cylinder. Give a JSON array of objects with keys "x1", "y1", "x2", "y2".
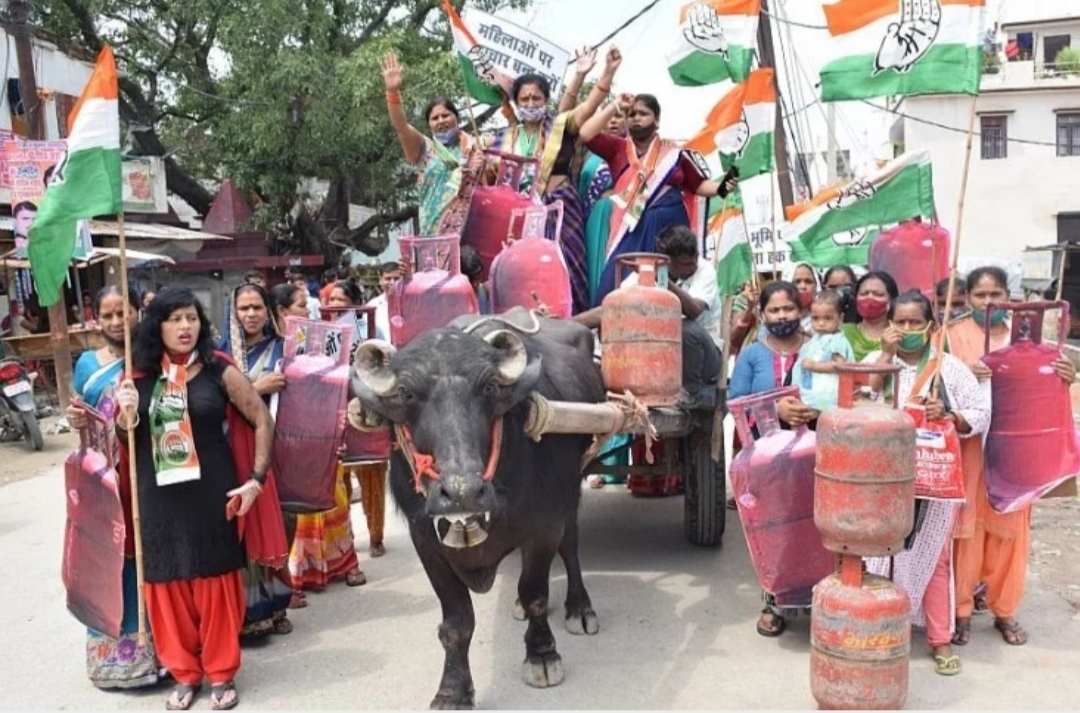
[
  {"x1": 388, "y1": 235, "x2": 479, "y2": 348},
  {"x1": 729, "y1": 386, "x2": 836, "y2": 607},
  {"x1": 868, "y1": 220, "x2": 950, "y2": 299},
  {"x1": 489, "y1": 201, "x2": 572, "y2": 318},
  {"x1": 461, "y1": 150, "x2": 538, "y2": 282},
  {"x1": 63, "y1": 404, "x2": 126, "y2": 639},
  {"x1": 981, "y1": 301, "x2": 1080, "y2": 512},
  {"x1": 273, "y1": 317, "x2": 355, "y2": 512}
]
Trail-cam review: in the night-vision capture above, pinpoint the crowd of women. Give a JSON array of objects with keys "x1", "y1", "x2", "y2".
[
  {"x1": 66, "y1": 275, "x2": 395, "y2": 710},
  {"x1": 55, "y1": 35, "x2": 1073, "y2": 708},
  {"x1": 727, "y1": 262, "x2": 1073, "y2": 677}
]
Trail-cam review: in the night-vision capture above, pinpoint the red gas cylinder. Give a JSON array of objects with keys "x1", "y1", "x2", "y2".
[
  {"x1": 810, "y1": 561, "x2": 911, "y2": 711},
  {"x1": 982, "y1": 301, "x2": 1080, "y2": 512},
  {"x1": 868, "y1": 220, "x2": 950, "y2": 299},
  {"x1": 730, "y1": 386, "x2": 836, "y2": 607},
  {"x1": 388, "y1": 235, "x2": 479, "y2": 348},
  {"x1": 601, "y1": 253, "x2": 682, "y2": 407},
  {"x1": 489, "y1": 202, "x2": 572, "y2": 318},
  {"x1": 461, "y1": 150, "x2": 538, "y2": 282},
  {"x1": 63, "y1": 405, "x2": 125, "y2": 639},
  {"x1": 815, "y1": 364, "x2": 916, "y2": 556}
]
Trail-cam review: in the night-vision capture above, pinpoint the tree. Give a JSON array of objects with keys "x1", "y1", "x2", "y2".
[{"x1": 39, "y1": 0, "x2": 532, "y2": 260}]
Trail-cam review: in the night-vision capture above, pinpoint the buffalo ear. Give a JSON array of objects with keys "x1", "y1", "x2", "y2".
[{"x1": 351, "y1": 340, "x2": 405, "y2": 422}]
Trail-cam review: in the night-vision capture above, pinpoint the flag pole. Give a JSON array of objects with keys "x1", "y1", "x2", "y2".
[
  {"x1": 117, "y1": 212, "x2": 148, "y2": 644},
  {"x1": 933, "y1": 93, "x2": 979, "y2": 399}
]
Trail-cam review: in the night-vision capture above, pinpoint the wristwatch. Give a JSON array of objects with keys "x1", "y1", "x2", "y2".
[{"x1": 250, "y1": 471, "x2": 267, "y2": 485}]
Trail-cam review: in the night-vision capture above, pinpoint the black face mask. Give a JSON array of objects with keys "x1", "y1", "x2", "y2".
[
  {"x1": 629, "y1": 124, "x2": 656, "y2": 142},
  {"x1": 765, "y1": 318, "x2": 802, "y2": 339}
]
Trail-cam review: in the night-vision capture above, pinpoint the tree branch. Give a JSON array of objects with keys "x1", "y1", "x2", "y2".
[
  {"x1": 347, "y1": 205, "x2": 418, "y2": 247},
  {"x1": 356, "y1": 0, "x2": 396, "y2": 46}
]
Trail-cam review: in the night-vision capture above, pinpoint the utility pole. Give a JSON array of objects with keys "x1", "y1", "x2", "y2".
[
  {"x1": 757, "y1": 0, "x2": 795, "y2": 209},
  {"x1": 826, "y1": 103, "x2": 838, "y2": 184},
  {"x1": 7, "y1": 0, "x2": 74, "y2": 412}
]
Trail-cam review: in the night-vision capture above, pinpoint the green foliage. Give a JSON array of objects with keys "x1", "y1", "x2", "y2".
[
  {"x1": 40, "y1": 0, "x2": 533, "y2": 252},
  {"x1": 1054, "y1": 46, "x2": 1080, "y2": 75}
]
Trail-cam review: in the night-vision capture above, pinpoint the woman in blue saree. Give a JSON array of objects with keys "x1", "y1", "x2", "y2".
[
  {"x1": 219, "y1": 284, "x2": 294, "y2": 639},
  {"x1": 67, "y1": 285, "x2": 163, "y2": 690}
]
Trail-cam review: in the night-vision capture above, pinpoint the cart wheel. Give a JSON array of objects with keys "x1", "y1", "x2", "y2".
[{"x1": 683, "y1": 419, "x2": 726, "y2": 547}]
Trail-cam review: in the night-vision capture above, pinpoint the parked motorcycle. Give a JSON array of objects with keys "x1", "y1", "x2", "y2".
[{"x1": 0, "y1": 356, "x2": 43, "y2": 451}]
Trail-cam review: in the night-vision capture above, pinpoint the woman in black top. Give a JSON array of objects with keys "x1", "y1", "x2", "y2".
[{"x1": 115, "y1": 287, "x2": 275, "y2": 711}]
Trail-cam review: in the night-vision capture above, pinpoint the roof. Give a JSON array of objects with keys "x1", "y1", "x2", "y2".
[
  {"x1": 1001, "y1": 0, "x2": 1080, "y2": 28},
  {"x1": 0, "y1": 216, "x2": 229, "y2": 241},
  {"x1": 0, "y1": 247, "x2": 176, "y2": 269},
  {"x1": 202, "y1": 179, "x2": 254, "y2": 235}
]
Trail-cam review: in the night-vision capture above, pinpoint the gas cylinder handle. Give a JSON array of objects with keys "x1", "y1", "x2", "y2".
[
  {"x1": 615, "y1": 252, "x2": 670, "y2": 290},
  {"x1": 484, "y1": 149, "x2": 540, "y2": 201},
  {"x1": 400, "y1": 234, "x2": 463, "y2": 279},
  {"x1": 507, "y1": 202, "x2": 565, "y2": 247},
  {"x1": 728, "y1": 386, "x2": 801, "y2": 445},
  {"x1": 834, "y1": 363, "x2": 903, "y2": 409},
  {"x1": 984, "y1": 300, "x2": 1069, "y2": 355}
]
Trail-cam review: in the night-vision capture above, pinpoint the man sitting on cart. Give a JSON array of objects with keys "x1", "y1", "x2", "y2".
[{"x1": 574, "y1": 224, "x2": 722, "y2": 411}]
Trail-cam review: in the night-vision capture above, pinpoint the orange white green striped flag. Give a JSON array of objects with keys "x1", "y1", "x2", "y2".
[
  {"x1": 667, "y1": 0, "x2": 760, "y2": 87},
  {"x1": 819, "y1": 0, "x2": 987, "y2": 101},
  {"x1": 29, "y1": 46, "x2": 121, "y2": 306},
  {"x1": 710, "y1": 190, "x2": 753, "y2": 296},
  {"x1": 440, "y1": 0, "x2": 514, "y2": 105},
  {"x1": 685, "y1": 68, "x2": 775, "y2": 178}
]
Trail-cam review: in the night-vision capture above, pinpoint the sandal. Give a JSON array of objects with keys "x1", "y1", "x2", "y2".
[
  {"x1": 210, "y1": 682, "x2": 239, "y2": 711},
  {"x1": 588, "y1": 476, "x2": 605, "y2": 489},
  {"x1": 994, "y1": 618, "x2": 1028, "y2": 646},
  {"x1": 346, "y1": 568, "x2": 367, "y2": 587},
  {"x1": 756, "y1": 609, "x2": 786, "y2": 638},
  {"x1": 933, "y1": 654, "x2": 962, "y2": 676},
  {"x1": 273, "y1": 616, "x2": 293, "y2": 635},
  {"x1": 951, "y1": 617, "x2": 971, "y2": 646},
  {"x1": 288, "y1": 591, "x2": 308, "y2": 609},
  {"x1": 166, "y1": 683, "x2": 201, "y2": 711}
]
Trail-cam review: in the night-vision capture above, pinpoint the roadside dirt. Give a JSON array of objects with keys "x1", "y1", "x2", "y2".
[
  {"x1": 0, "y1": 416, "x2": 79, "y2": 487},
  {"x1": 1031, "y1": 495, "x2": 1080, "y2": 613}
]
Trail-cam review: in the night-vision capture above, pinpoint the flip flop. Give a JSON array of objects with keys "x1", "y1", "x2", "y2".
[
  {"x1": 951, "y1": 618, "x2": 971, "y2": 646},
  {"x1": 933, "y1": 654, "x2": 962, "y2": 676},
  {"x1": 165, "y1": 683, "x2": 201, "y2": 711},
  {"x1": 994, "y1": 618, "x2": 1028, "y2": 646},
  {"x1": 210, "y1": 682, "x2": 239, "y2": 711},
  {"x1": 756, "y1": 610, "x2": 786, "y2": 638}
]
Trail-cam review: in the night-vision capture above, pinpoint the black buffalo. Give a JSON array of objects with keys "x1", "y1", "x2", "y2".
[{"x1": 351, "y1": 310, "x2": 605, "y2": 709}]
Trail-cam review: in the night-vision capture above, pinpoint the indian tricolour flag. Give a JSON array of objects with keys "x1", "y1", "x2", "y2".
[
  {"x1": 685, "y1": 68, "x2": 775, "y2": 179},
  {"x1": 785, "y1": 149, "x2": 936, "y2": 266},
  {"x1": 667, "y1": 0, "x2": 760, "y2": 87},
  {"x1": 28, "y1": 46, "x2": 122, "y2": 306},
  {"x1": 819, "y1": 0, "x2": 987, "y2": 101},
  {"x1": 710, "y1": 190, "x2": 753, "y2": 296},
  {"x1": 441, "y1": 0, "x2": 514, "y2": 105}
]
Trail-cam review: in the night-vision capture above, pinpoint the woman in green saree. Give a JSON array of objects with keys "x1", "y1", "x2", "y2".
[{"x1": 381, "y1": 51, "x2": 484, "y2": 236}]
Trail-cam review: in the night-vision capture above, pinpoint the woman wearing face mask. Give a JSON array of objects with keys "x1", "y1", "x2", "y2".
[
  {"x1": 823, "y1": 265, "x2": 859, "y2": 323},
  {"x1": 582, "y1": 93, "x2": 738, "y2": 305},
  {"x1": 841, "y1": 271, "x2": 900, "y2": 361},
  {"x1": 381, "y1": 51, "x2": 483, "y2": 237},
  {"x1": 728, "y1": 280, "x2": 821, "y2": 637},
  {"x1": 863, "y1": 290, "x2": 990, "y2": 677},
  {"x1": 67, "y1": 286, "x2": 165, "y2": 690},
  {"x1": 944, "y1": 266, "x2": 1075, "y2": 649},
  {"x1": 783, "y1": 262, "x2": 820, "y2": 333},
  {"x1": 487, "y1": 47, "x2": 622, "y2": 314}
]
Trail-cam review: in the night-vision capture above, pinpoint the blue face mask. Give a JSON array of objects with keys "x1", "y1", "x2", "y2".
[
  {"x1": 972, "y1": 308, "x2": 1008, "y2": 327},
  {"x1": 434, "y1": 126, "x2": 460, "y2": 146},
  {"x1": 517, "y1": 105, "x2": 547, "y2": 123}
]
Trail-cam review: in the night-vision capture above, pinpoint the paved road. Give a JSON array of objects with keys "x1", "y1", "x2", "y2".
[{"x1": 2, "y1": 459, "x2": 1078, "y2": 710}]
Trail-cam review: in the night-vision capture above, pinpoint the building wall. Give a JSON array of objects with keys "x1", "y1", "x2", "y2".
[
  {"x1": 0, "y1": 30, "x2": 95, "y2": 138},
  {"x1": 906, "y1": 85, "x2": 1080, "y2": 267}
]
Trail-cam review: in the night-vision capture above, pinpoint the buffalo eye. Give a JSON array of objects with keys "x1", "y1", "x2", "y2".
[
  {"x1": 482, "y1": 381, "x2": 498, "y2": 397},
  {"x1": 398, "y1": 386, "x2": 415, "y2": 403}
]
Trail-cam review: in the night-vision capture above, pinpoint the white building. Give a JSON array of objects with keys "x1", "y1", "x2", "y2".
[{"x1": 903, "y1": 4, "x2": 1080, "y2": 276}]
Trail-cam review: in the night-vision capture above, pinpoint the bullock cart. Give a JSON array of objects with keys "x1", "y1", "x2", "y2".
[{"x1": 524, "y1": 390, "x2": 727, "y2": 548}]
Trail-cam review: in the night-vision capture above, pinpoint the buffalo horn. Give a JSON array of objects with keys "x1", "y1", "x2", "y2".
[
  {"x1": 483, "y1": 330, "x2": 527, "y2": 384},
  {"x1": 353, "y1": 339, "x2": 398, "y2": 397}
]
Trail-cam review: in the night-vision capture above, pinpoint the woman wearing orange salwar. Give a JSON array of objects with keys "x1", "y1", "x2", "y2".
[{"x1": 945, "y1": 266, "x2": 1075, "y2": 647}]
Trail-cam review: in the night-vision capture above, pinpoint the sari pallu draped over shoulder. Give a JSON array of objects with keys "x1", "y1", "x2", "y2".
[{"x1": 117, "y1": 351, "x2": 288, "y2": 568}]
